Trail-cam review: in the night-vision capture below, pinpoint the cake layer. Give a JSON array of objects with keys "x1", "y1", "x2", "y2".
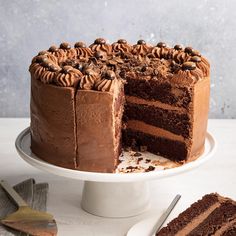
[
  {"x1": 123, "y1": 129, "x2": 188, "y2": 161},
  {"x1": 124, "y1": 102, "x2": 191, "y2": 138},
  {"x1": 125, "y1": 77, "x2": 193, "y2": 109},
  {"x1": 30, "y1": 78, "x2": 76, "y2": 169}
]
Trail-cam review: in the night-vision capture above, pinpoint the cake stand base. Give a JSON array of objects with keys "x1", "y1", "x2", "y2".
[{"x1": 81, "y1": 181, "x2": 150, "y2": 217}]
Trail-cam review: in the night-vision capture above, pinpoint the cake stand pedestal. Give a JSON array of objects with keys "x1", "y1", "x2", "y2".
[{"x1": 15, "y1": 128, "x2": 216, "y2": 218}]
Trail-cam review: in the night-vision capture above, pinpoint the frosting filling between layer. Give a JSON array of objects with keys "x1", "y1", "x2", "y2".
[
  {"x1": 126, "y1": 120, "x2": 185, "y2": 142},
  {"x1": 175, "y1": 202, "x2": 221, "y2": 236},
  {"x1": 126, "y1": 95, "x2": 187, "y2": 112}
]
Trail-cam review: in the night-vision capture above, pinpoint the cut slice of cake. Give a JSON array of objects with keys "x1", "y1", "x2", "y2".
[{"x1": 157, "y1": 193, "x2": 236, "y2": 236}]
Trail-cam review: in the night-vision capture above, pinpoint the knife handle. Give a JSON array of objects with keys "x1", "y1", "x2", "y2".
[{"x1": 0, "y1": 180, "x2": 28, "y2": 207}]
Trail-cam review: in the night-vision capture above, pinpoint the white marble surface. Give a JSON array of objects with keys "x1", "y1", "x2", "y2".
[{"x1": 0, "y1": 118, "x2": 235, "y2": 236}]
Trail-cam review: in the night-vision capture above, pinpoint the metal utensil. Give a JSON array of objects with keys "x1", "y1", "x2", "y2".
[
  {"x1": 150, "y1": 194, "x2": 181, "y2": 236},
  {"x1": 0, "y1": 180, "x2": 57, "y2": 236}
]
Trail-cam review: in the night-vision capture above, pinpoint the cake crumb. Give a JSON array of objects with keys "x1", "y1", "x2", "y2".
[
  {"x1": 145, "y1": 166, "x2": 155, "y2": 172},
  {"x1": 134, "y1": 152, "x2": 142, "y2": 157},
  {"x1": 140, "y1": 146, "x2": 147, "y2": 152}
]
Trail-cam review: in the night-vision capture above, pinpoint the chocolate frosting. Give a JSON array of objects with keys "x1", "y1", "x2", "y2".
[
  {"x1": 172, "y1": 66, "x2": 203, "y2": 84},
  {"x1": 54, "y1": 66, "x2": 83, "y2": 87},
  {"x1": 132, "y1": 40, "x2": 152, "y2": 56},
  {"x1": 80, "y1": 69, "x2": 100, "y2": 90},
  {"x1": 29, "y1": 39, "x2": 210, "y2": 88},
  {"x1": 94, "y1": 70, "x2": 122, "y2": 93},
  {"x1": 89, "y1": 38, "x2": 112, "y2": 55},
  {"x1": 150, "y1": 46, "x2": 170, "y2": 59},
  {"x1": 112, "y1": 39, "x2": 132, "y2": 54}
]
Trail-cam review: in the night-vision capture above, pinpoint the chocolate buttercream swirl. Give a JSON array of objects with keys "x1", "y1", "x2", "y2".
[
  {"x1": 29, "y1": 61, "x2": 60, "y2": 83},
  {"x1": 29, "y1": 63, "x2": 47, "y2": 80},
  {"x1": 190, "y1": 56, "x2": 210, "y2": 77},
  {"x1": 48, "y1": 45, "x2": 67, "y2": 62},
  {"x1": 94, "y1": 70, "x2": 118, "y2": 92},
  {"x1": 75, "y1": 47, "x2": 93, "y2": 59},
  {"x1": 172, "y1": 67, "x2": 203, "y2": 84},
  {"x1": 54, "y1": 66, "x2": 83, "y2": 87},
  {"x1": 172, "y1": 50, "x2": 191, "y2": 64},
  {"x1": 80, "y1": 69, "x2": 100, "y2": 90},
  {"x1": 150, "y1": 46, "x2": 170, "y2": 59},
  {"x1": 132, "y1": 40, "x2": 151, "y2": 56},
  {"x1": 33, "y1": 53, "x2": 58, "y2": 64},
  {"x1": 40, "y1": 70, "x2": 56, "y2": 84},
  {"x1": 89, "y1": 38, "x2": 112, "y2": 55},
  {"x1": 58, "y1": 42, "x2": 77, "y2": 59},
  {"x1": 112, "y1": 39, "x2": 132, "y2": 54}
]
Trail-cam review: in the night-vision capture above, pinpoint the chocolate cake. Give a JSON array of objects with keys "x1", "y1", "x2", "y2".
[
  {"x1": 157, "y1": 193, "x2": 236, "y2": 236},
  {"x1": 29, "y1": 38, "x2": 210, "y2": 172}
]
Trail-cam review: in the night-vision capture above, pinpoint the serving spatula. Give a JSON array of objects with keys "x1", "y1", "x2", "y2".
[{"x1": 0, "y1": 180, "x2": 57, "y2": 236}]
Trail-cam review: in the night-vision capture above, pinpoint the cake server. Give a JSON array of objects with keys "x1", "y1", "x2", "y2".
[
  {"x1": 0, "y1": 180, "x2": 57, "y2": 236},
  {"x1": 150, "y1": 194, "x2": 181, "y2": 236}
]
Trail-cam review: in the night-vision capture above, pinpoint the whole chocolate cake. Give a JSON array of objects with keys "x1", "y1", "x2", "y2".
[
  {"x1": 29, "y1": 38, "x2": 210, "y2": 173},
  {"x1": 157, "y1": 193, "x2": 236, "y2": 236}
]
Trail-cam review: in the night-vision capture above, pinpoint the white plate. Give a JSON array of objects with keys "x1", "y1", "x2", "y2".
[
  {"x1": 15, "y1": 127, "x2": 216, "y2": 183},
  {"x1": 127, "y1": 215, "x2": 161, "y2": 236}
]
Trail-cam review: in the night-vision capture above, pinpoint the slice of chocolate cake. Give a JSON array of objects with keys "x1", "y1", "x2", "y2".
[{"x1": 157, "y1": 193, "x2": 236, "y2": 236}]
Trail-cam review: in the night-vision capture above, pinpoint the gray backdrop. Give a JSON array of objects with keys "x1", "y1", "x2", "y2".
[{"x1": 0, "y1": 0, "x2": 235, "y2": 118}]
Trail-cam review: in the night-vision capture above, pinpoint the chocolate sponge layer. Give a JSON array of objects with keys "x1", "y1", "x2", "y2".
[
  {"x1": 125, "y1": 77, "x2": 192, "y2": 109},
  {"x1": 124, "y1": 102, "x2": 191, "y2": 138},
  {"x1": 123, "y1": 129, "x2": 188, "y2": 161}
]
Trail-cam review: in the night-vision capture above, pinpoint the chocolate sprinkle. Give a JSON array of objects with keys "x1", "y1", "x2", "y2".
[
  {"x1": 94, "y1": 38, "x2": 106, "y2": 44},
  {"x1": 104, "y1": 70, "x2": 116, "y2": 80},
  {"x1": 174, "y1": 44, "x2": 183, "y2": 50},
  {"x1": 157, "y1": 42, "x2": 167, "y2": 48},
  {"x1": 137, "y1": 39, "x2": 146, "y2": 45},
  {"x1": 133, "y1": 152, "x2": 142, "y2": 157},
  {"x1": 191, "y1": 50, "x2": 201, "y2": 57},
  {"x1": 49, "y1": 64, "x2": 60, "y2": 72},
  {"x1": 48, "y1": 45, "x2": 58, "y2": 52},
  {"x1": 60, "y1": 42, "x2": 71, "y2": 50},
  {"x1": 117, "y1": 39, "x2": 127, "y2": 44},
  {"x1": 145, "y1": 166, "x2": 155, "y2": 172},
  {"x1": 184, "y1": 47, "x2": 193, "y2": 54},
  {"x1": 94, "y1": 51, "x2": 107, "y2": 60},
  {"x1": 36, "y1": 55, "x2": 48, "y2": 63},
  {"x1": 182, "y1": 61, "x2": 196, "y2": 70},
  {"x1": 191, "y1": 56, "x2": 202, "y2": 63},
  {"x1": 74, "y1": 42, "x2": 86, "y2": 48}
]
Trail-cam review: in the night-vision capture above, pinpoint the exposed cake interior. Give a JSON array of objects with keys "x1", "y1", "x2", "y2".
[{"x1": 157, "y1": 193, "x2": 236, "y2": 236}]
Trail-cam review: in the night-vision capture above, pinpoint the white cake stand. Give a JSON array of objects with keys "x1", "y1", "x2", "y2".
[{"x1": 15, "y1": 127, "x2": 216, "y2": 218}]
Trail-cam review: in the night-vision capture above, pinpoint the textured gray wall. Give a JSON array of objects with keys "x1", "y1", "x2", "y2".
[{"x1": 0, "y1": 0, "x2": 235, "y2": 118}]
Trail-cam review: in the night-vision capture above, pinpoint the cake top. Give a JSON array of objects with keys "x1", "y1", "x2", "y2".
[{"x1": 29, "y1": 38, "x2": 210, "y2": 91}]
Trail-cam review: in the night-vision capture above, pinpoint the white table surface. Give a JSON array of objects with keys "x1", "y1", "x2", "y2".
[{"x1": 0, "y1": 118, "x2": 235, "y2": 236}]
